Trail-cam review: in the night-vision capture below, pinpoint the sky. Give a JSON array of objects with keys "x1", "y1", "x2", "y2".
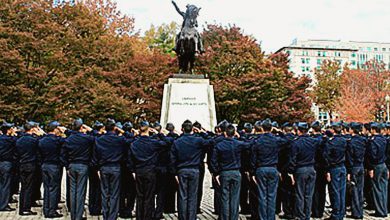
[{"x1": 115, "y1": 0, "x2": 390, "y2": 53}]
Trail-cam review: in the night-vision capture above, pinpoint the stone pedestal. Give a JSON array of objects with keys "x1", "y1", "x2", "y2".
[{"x1": 160, "y1": 74, "x2": 217, "y2": 132}]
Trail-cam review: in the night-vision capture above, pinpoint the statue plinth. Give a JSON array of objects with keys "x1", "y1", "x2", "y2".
[{"x1": 160, "y1": 74, "x2": 217, "y2": 131}]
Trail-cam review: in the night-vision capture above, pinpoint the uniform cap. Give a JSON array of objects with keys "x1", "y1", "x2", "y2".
[
  {"x1": 93, "y1": 121, "x2": 104, "y2": 130},
  {"x1": 139, "y1": 121, "x2": 150, "y2": 128},
  {"x1": 350, "y1": 122, "x2": 362, "y2": 131},
  {"x1": 24, "y1": 121, "x2": 39, "y2": 131},
  {"x1": 115, "y1": 122, "x2": 123, "y2": 129},
  {"x1": 47, "y1": 121, "x2": 61, "y2": 131},
  {"x1": 281, "y1": 122, "x2": 292, "y2": 128},
  {"x1": 123, "y1": 122, "x2": 133, "y2": 131},
  {"x1": 1, "y1": 121, "x2": 14, "y2": 129},
  {"x1": 272, "y1": 121, "x2": 279, "y2": 128},
  {"x1": 331, "y1": 121, "x2": 342, "y2": 128},
  {"x1": 73, "y1": 118, "x2": 84, "y2": 129},
  {"x1": 261, "y1": 119, "x2": 272, "y2": 127},
  {"x1": 297, "y1": 122, "x2": 309, "y2": 130},
  {"x1": 310, "y1": 121, "x2": 321, "y2": 128}
]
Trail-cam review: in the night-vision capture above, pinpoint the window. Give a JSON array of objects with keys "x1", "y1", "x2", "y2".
[
  {"x1": 383, "y1": 48, "x2": 386, "y2": 52},
  {"x1": 301, "y1": 58, "x2": 305, "y2": 64},
  {"x1": 374, "y1": 48, "x2": 378, "y2": 51},
  {"x1": 306, "y1": 58, "x2": 310, "y2": 64},
  {"x1": 317, "y1": 51, "x2": 322, "y2": 56},
  {"x1": 317, "y1": 59, "x2": 322, "y2": 65},
  {"x1": 351, "y1": 60, "x2": 356, "y2": 65},
  {"x1": 351, "y1": 53, "x2": 356, "y2": 58},
  {"x1": 367, "y1": 47, "x2": 371, "y2": 51},
  {"x1": 306, "y1": 67, "x2": 310, "y2": 71},
  {"x1": 301, "y1": 67, "x2": 306, "y2": 72},
  {"x1": 335, "y1": 52, "x2": 341, "y2": 57}
]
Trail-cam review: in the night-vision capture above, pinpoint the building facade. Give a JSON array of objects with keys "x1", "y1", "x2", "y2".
[
  {"x1": 277, "y1": 39, "x2": 390, "y2": 124},
  {"x1": 53, "y1": 0, "x2": 76, "y2": 6}
]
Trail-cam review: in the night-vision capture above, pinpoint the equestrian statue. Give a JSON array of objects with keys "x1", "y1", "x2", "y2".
[{"x1": 172, "y1": 1, "x2": 204, "y2": 74}]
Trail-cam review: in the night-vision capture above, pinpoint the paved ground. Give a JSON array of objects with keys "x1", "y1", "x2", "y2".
[{"x1": 0, "y1": 168, "x2": 385, "y2": 219}]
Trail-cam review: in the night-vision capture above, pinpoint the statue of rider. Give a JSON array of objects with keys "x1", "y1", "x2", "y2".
[{"x1": 172, "y1": 1, "x2": 204, "y2": 54}]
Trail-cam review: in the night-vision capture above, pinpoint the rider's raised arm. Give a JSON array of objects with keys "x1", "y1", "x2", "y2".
[{"x1": 172, "y1": 1, "x2": 185, "y2": 17}]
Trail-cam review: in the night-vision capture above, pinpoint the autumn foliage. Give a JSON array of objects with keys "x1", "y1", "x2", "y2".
[
  {"x1": 0, "y1": 0, "x2": 313, "y2": 125},
  {"x1": 336, "y1": 62, "x2": 390, "y2": 122}
]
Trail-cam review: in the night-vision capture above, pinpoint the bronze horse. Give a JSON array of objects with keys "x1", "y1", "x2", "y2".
[{"x1": 172, "y1": 1, "x2": 204, "y2": 74}]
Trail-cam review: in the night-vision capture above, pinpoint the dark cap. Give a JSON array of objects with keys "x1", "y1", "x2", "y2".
[
  {"x1": 243, "y1": 123, "x2": 253, "y2": 131},
  {"x1": 105, "y1": 118, "x2": 116, "y2": 127},
  {"x1": 73, "y1": 118, "x2": 84, "y2": 130},
  {"x1": 93, "y1": 121, "x2": 104, "y2": 130},
  {"x1": 115, "y1": 122, "x2": 123, "y2": 130},
  {"x1": 281, "y1": 122, "x2": 292, "y2": 128},
  {"x1": 310, "y1": 121, "x2": 321, "y2": 128},
  {"x1": 297, "y1": 122, "x2": 309, "y2": 130},
  {"x1": 370, "y1": 122, "x2": 380, "y2": 129},
  {"x1": 24, "y1": 121, "x2": 39, "y2": 131},
  {"x1": 1, "y1": 121, "x2": 14, "y2": 129},
  {"x1": 166, "y1": 123, "x2": 175, "y2": 131},
  {"x1": 123, "y1": 122, "x2": 133, "y2": 131},
  {"x1": 261, "y1": 119, "x2": 272, "y2": 127},
  {"x1": 47, "y1": 121, "x2": 61, "y2": 131},
  {"x1": 331, "y1": 121, "x2": 342, "y2": 128},
  {"x1": 272, "y1": 121, "x2": 279, "y2": 128},
  {"x1": 350, "y1": 122, "x2": 362, "y2": 131},
  {"x1": 139, "y1": 121, "x2": 150, "y2": 128},
  {"x1": 342, "y1": 122, "x2": 350, "y2": 129},
  {"x1": 153, "y1": 122, "x2": 162, "y2": 128}
]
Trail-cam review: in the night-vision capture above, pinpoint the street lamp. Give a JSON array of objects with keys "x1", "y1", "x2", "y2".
[{"x1": 386, "y1": 95, "x2": 390, "y2": 122}]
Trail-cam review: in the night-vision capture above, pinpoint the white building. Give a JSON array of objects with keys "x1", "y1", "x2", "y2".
[
  {"x1": 53, "y1": 0, "x2": 77, "y2": 6},
  {"x1": 276, "y1": 39, "x2": 390, "y2": 124}
]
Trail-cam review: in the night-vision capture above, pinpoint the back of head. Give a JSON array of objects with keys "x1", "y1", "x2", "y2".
[
  {"x1": 225, "y1": 124, "x2": 236, "y2": 137},
  {"x1": 243, "y1": 123, "x2": 253, "y2": 133},
  {"x1": 218, "y1": 120, "x2": 229, "y2": 132},
  {"x1": 182, "y1": 120, "x2": 193, "y2": 133},
  {"x1": 73, "y1": 118, "x2": 84, "y2": 131},
  {"x1": 105, "y1": 118, "x2": 116, "y2": 132},
  {"x1": 166, "y1": 123, "x2": 175, "y2": 132},
  {"x1": 350, "y1": 122, "x2": 362, "y2": 134},
  {"x1": 297, "y1": 122, "x2": 309, "y2": 134},
  {"x1": 47, "y1": 121, "x2": 60, "y2": 133},
  {"x1": 254, "y1": 120, "x2": 262, "y2": 132},
  {"x1": 123, "y1": 122, "x2": 133, "y2": 132},
  {"x1": 261, "y1": 119, "x2": 272, "y2": 132},
  {"x1": 331, "y1": 122, "x2": 343, "y2": 134},
  {"x1": 193, "y1": 121, "x2": 202, "y2": 130},
  {"x1": 24, "y1": 121, "x2": 38, "y2": 132},
  {"x1": 139, "y1": 121, "x2": 150, "y2": 133},
  {"x1": 310, "y1": 121, "x2": 321, "y2": 132}
]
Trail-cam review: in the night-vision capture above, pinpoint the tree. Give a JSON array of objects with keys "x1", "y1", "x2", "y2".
[
  {"x1": 336, "y1": 62, "x2": 390, "y2": 122},
  {"x1": 144, "y1": 22, "x2": 178, "y2": 56},
  {"x1": 312, "y1": 60, "x2": 342, "y2": 121},
  {"x1": 0, "y1": 0, "x2": 135, "y2": 124},
  {"x1": 196, "y1": 24, "x2": 313, "y2": 124}
]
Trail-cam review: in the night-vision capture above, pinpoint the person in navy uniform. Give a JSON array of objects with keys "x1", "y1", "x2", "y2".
[
  {"x1": 277, "y1": 122, "x2": 295, "y2": 219},
  {"x1": 128, "y1": 121, "x2": 172, "y2": 220},
  {"x1": 88, "y1": 121, "x2": 104, "y2": 216},
  {"x1": 61, "y1": 118, "x2": 94, "y2": 220},
  {"x1": 15, "y1": 121, "x2": 43, "y2": 216},
  {"x1": 164, "y1": 123, "x2": 179, "y2": 214},
  {"x1": 154, "y1": 122, "x2": 177, "y2": 219},
  {"x1": 251, "y1": 119, "x2": 288, "y2": 220},
  {"x1": 119, "y1": 121, "x2": 136, "y2": 218},
  {"x1": 367, "y1": 122, "x2": 389, "y2": 217},
  {"x1": 38, "y1": 121, "x2": 66, "y2": 218},
  {"x1": 0, "y1": 122, "x2": 17, "y2": 212},
  {"x1": 93, "y1": 119, "x2": 127, "y2": 220},
  {"x1": 310, "y1": 121, "x2": 327, "y2": 218},
  {"x1": 238, "y1": 122, "x2": 254, "y2": 215},
  {"x1": 210, "y1": 124, "x2": 250, "y2": 220},
  {"x1": 345, "y1": 122, "x2": 367, "y2": 219},
  {"x1": 323, "y1": 121, "x2": 348, "y2": 220},
  {"x1": 171, "y1": 120, "x2": 214, "y2": 220},
  {"x1": 288, "y1": 122, "x2": 321, "y2": 220}
]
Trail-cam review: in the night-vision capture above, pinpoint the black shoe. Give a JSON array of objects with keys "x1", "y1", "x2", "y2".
[
  {"x1": 279, "y1": 214, "x2": 295, "y2": 219},
  {"x1": 31, "y1": 202, "x2": 42, "y2": 207},
  {"x1": 369, "y1": 213, "x2": 387, "y2": 218},
  {"x1": 9, "y1": 198, "x2": 18, "y2": 203},
  {"x1": 346, "y1": 215, "x2": 363, "y2": 219},
  {"x1": 46, "y1": 213, "x2": 63, "y2": 218},
  {"x1": 19, "y1": 211, "x2": 38, "y2": 216},
  {"x1": 0, "y1": 206, "x2": 16, "y2": 212}
]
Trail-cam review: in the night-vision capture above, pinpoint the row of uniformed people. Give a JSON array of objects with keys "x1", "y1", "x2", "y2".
[
  {"x1": 231, "y1": 120, "x2": 390, "y2": 220},
  {"x1": 1, "y1": 118, "x2": 390, "y2": 220}
]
